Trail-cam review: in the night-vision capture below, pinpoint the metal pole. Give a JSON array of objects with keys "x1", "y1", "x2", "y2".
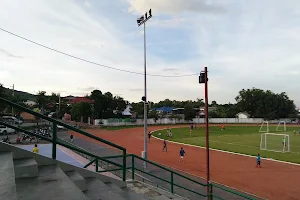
[
  {"x1": 58, "y1": 94, "x2": 61, "y2": 112},
  {"x1": 12, "y1": 84, "x2": 14, "y2": 116},
  {"x1": 143, "y1": 22, "x2": 148, "y2": 162},
  {"x1": 52, "y1": 122, "x2": 57, "y2": 159},
  {"x1": 204, "y1": 67, "x2": 210, "y2": 199}
]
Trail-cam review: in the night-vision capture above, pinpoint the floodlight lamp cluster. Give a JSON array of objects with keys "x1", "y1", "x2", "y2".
[
  {"x1": 199, "y1": 71, "x2": 208, "y2": 84},
  {"x1": 137, "y1": 9, "x2": 152, "y2": 26}
]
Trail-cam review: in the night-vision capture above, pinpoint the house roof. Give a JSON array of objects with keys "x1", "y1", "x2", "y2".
[
  {"x1": 67, "y1": 97, "x2": 94, "y2": 104},
  {"x1": 150, "y1": 107, "x2": 174, "y2": 113},
  {"x1": 236, "y1": 112, "x2": 250, "y2": 117},
  {"x1": 122, "y1": 105, "x2": 132, "y2": 116}
]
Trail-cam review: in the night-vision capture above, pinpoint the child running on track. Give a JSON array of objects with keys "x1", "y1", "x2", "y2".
[
  {"x1": 179, "y1": 147, "x2": 186, "y2": 162},
  {"x1": 256, "y1": 154, "x2": 261, "y2": 168},
  {"x1": 162, "y1": 139, "x2": 167, "y2": 152},
  {"x1": 70, "y1": 134, "x2": 74, "y2": 142},
  {"x1": 148, "y1": 131, "x2": 152, "y2": 142}
]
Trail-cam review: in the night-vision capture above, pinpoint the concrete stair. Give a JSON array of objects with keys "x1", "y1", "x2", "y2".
[
  {"x1": 0, "y1": 152, "x2": 17, "y2": 200},
  {"x1": 0, "y1": 142, "x2": 187, "y2": 200}
]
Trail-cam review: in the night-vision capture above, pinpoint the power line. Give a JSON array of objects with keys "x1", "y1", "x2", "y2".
[{"x1": 0, "y1": 27, "x2": 198, "y2": 78}]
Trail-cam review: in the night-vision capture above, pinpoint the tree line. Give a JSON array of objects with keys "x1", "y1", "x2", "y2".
[{"x1": 0, "y1": 83, "x2": 298, "y2": 121}]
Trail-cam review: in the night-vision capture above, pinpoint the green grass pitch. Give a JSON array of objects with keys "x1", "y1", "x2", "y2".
[{"x1": 152, "y1": 125, "x2": 300, "y2": 164}]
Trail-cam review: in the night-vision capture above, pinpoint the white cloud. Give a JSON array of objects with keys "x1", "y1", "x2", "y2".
[
  {"x1": 0, "y1": 0, "x2": 300, "y2": 107},
  {"x1": 127, "y1": 0, "x2": 225, "y2": 15}
]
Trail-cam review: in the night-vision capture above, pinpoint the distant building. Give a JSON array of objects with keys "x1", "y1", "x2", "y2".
[
  {"x1": 63, "y1": 96, "x2": 75, "y2": 101},
  {"x1": 172, "y1": 108, "x2": 184, "y2": 115},
  {"x1": 199, "y1": 106, "x2": 217, "y2": 112},
  {"x1": 122, "y1": 105, "x2": 133, "y2": 116},
  {"x1": 66, "y1": 97, "x2": 94, "y2": 105},
  {"x1": 23, "y1": 100, "x2": 37, "y2": 107},
  {"x1": 236, "y1": 112, "x2": 250, "y2": 119},
  {"x1": 150, "y1": 107, "x2": 174, "y2": 114}
]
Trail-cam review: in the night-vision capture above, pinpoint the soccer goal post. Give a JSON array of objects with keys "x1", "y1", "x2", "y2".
[
  {"x1": 259, "y1": 121, "x2": 269, "y2": 133},
  {"x1": 276, "y1": 121, "x2": 286, "y2": 132},
  {"x1": 260, "y1": 133, "x2": 290, "y2": 153}
]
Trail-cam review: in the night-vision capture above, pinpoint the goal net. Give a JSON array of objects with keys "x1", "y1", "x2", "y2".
[
  {"x1": 259, "y1": 121, "x2": 269, "y2": 133},
  {"x1": 260, "y1": 133, "x2": 290, "y2": 153},
  {"x1": 276, "y1": 121, "x2": 286, "y2": 132}
]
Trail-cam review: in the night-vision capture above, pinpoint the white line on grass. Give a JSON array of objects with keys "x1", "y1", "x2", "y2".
[
  {"x1": 151, "y1": 128, "x2": 300, "y2": 167},
  {"x1": 194, "y1": 137, "x2": 300, "y2": 155}
]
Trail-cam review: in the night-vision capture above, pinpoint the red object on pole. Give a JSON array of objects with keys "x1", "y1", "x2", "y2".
[{"x1": 204, "y1": 66, "x2": 210, "y2": 199}]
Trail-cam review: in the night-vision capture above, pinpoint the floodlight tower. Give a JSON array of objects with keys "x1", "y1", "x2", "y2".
[{"x1": 137, "y1": 9, "x2": 152, "y2": 166}]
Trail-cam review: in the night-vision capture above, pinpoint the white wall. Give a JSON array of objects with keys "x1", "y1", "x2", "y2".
[{"x1": 99, "y1": 118, "x2": 293, "y2": 126}]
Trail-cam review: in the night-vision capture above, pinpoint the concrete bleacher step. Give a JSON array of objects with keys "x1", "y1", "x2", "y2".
[
  {"x1": 106, "y1": 181, "x2": 149, "y2": 200},
  {"x1": 127, "y1": 181, "x2": 185, "y2": 200},
  {"x1": 84, "y1": 177, "x2": 126, "y2": 200},
  {"x1": 65, "y1": 170, "x2": 87, "y2": 192},
  {"x1": 15, "y1": 165, "x2": 89, "y2": 200},
  {"x1": 0, "y1": 152, "x2": 17, "y2": 200},
  {"x1": 14, "y1": 158, "x2": 38, "y2": 178}
]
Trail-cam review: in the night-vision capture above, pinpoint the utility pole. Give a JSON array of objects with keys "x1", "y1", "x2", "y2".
[
  {"x1": 12, "y1": 84, "x2": 14, "y2": 116},
  {"x1": 199, "y1": 67, "x2": 210, "y2": 199},
  {"x1": 58, "y1": 94, "x2": 61, "y2": 112},
  {"x1": 137, "y1": 9, "x2": 152, "y2": 167}
]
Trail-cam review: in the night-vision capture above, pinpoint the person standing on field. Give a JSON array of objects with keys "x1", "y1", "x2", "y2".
[
  {"x1": 162, "y1": 139, "x2": 167, "y2": 152},
  {"x1": 148, "y1": 131, "x2": 152, "y2": 142},
  {"x1": 179, "y1": 147, "x2": 186, "y2": 162},
  {"x1": 282, "y1": 137, "x2": 286, "y2": 147},
  {"x1": 256, "y1": 154, "x2": 261, "y2": 168}
]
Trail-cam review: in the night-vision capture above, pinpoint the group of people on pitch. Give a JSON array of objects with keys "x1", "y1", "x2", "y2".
[
  {"x1": 147, "y1": 129, "x2": 187, "y2": 162},
  {"x1": 150, "y1": 127, "x2": 263, "y2": 166}
]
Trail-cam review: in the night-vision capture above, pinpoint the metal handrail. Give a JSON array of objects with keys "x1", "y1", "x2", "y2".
[
  {"x1": 0, "y1": 121, "x2": 123, "y2": 168},
  {"x1": 97, "y1": 154, "x2": 257, "y2": 200},
  {"x1": 0, "y1": 97, "x2": 125, "y2": 150},
  {"x1": 0, "y1": 97, "x2": 127, "y2": 181}
]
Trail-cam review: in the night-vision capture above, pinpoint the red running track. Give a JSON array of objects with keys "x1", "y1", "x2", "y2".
[{"x1": 69, "y1": 125, "x2": 300, "y2": 200}]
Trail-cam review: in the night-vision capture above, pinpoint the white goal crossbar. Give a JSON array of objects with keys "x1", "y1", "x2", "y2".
[
  {"x1": 276, "y1": 121, "x2": 286, "y2": 132},
  {"x1": 260, "y1": 133, "x2": 290, "y2": 153},
  {"x1": 259, "y1": 121, "x2": 269, "y2": 133}
]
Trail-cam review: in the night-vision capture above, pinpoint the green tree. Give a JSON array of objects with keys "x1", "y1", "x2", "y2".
[
  {"x1": 102, "y1": 92, "x2": 114, "y2": 118},
  {"x1": 58, "y1": 103, "x2": 71, "y2": 119},
  {"x1": 184, "y1": 103, "x2": 196, "y2": 121},
  {"x1": 131, "y1": 102, "x2": 144, "y2": 117},
  {"x1": 89, "y1": 90, "x2": 129, "y2": 119},
  {"x1": 211, "y1": 100, "x2": 218, "y2": 106},
  {"x1": 112, "y1": 96, "x2": 126, "y2": 114},
  {"x1": 50, "y1": 92, "x2": 60, "y2": 103},
  {"x1": 90, "y1": 90, "x2": 104, "y2": 119},
  {"x1": 152, "y1": 98, "x2": 204, "y2": 110},
  {"x1": 0, "y1": 83, "x2": 7, "y2": 112},
  {"x1": 71, "y1": 102, "x2": 92, "y2": 122},
  {"x1": 235, "y1": 88, "x2": 296, "y2": 119},
  {"x1": 36, "y1": 91, "x2": 47, "y2": 113},
  {"x1": 208, "y1": 110, "x2": 219, "y2": 118},
  {"x1": 148, "y1": 110, "x2": 158, "y2": 122}
]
